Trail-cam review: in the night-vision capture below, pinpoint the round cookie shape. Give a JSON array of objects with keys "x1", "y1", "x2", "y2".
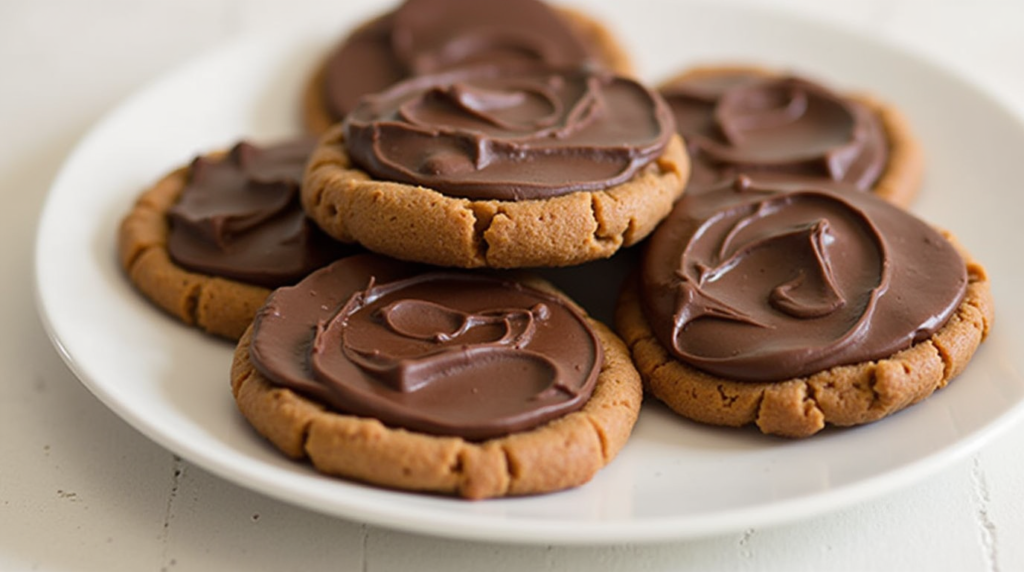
[
  {"x1": 118, "y1": 139, "x2": 355, "y2": 340},
  {"x1": 641, "y1": 174, "x2": 967, "y2": 382},
  {"x1": 659, "y1": 67, "x2": 922, "y2": 206},
  {"x1": 616, "y1": 172, "x2": 994, "y2": 438},
  {"x1": 232, "y1": 254, "x2": 644, "y2": 498},
  {"x1": 343, "y1": 64, "x2": 676, "y2": 201},
  {"x1": 302, "y1": 67, "x2": 689, "y2": 269},
  {"x1": 250, "y1": 254, "x2": 602, "y2": 441},
  {"x1": 314, "y1": 0, "x2": 630, "y2": 127},
  {"x1": 167, "y1": 139, "x2": 348, "y2": 288}
]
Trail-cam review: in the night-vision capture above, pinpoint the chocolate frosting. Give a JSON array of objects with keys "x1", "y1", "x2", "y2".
[
  {"x1": 343, "y1": 65, "x2": 675, "y2": 200},
  {"x1": 167, "y1": 139, "x2": 351, "y2": 288},
  {"x1": 323, "y1": 0, "x2": 597, "y2": 121},
  {"x1": 250, "y1": 254, "x2": 603, "y2": 441},
  {"x1": 641, "y1": 174, "x2": 966, "y2": 382},
  {"x1": 659, "y1": 72, "x2": 888, "y2": 194}
]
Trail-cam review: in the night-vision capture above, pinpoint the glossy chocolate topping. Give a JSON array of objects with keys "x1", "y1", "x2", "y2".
[
  {"x1": 660, "y1": 72, "x2": 888, "y2": 193},
  {"x1": 323, "y1": 0, "x2": 597, "y2": 121},
  {"x1": 250, "y1": 254, "x2": 603, "y2": 441},
  {"x1": 641, "y1": 174, "x2": 966, "y2": 382},
  {"x1": 343, "y1": 65, "x2": 675, "y2": 200},
  {"x1": 167, "y1": 140, "x2": 350, "y2": 288}
]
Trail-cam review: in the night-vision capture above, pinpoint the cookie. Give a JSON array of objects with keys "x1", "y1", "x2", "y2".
[
  {"x1": 230, "y1": 254, "x2": 642, "y2": 499},
  {"x1": 303, "y1": 65, "x2": 689, "y2": 268},
  {"x1": 118, "y1": 139, "x2": 353, "y2": 340},
  {"x1": 658, "y1": 66, "x2": 923, "y2": 207},
  {"x1": 615, "y1": 174, "x2": 993, "y2": 438},
  {"x1": 303, "y1": 0, "x2": 635, "y2": 134}
]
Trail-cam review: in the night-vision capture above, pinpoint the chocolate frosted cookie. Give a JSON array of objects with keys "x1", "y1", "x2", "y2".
[
  {"x1": 659, "y1": 66, "x2": 922, "y2": 206},
  {"x1": 118, "y1": 139, "x2": 355, "y2": 340},
  {"x1": 304, "y1": 0, "x2": 634, "y2": 134},
  {"x1": 616, "y1": 175, "x2": 993, "y2": 437},
  {"x1": 230, "y1": 254, "x2": 642, "y2": 499},
  {"x1": 303, "y1": 65, "x2": 689, "y2": 268}
]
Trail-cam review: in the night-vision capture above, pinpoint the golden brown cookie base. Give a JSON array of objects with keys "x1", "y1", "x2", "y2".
[
  {"x1": 230, "y1": 281, "x2": 643, "y2": 499},
  {"x1": 302, "y1": 6, "x2": 636, "y2": 135},
  {"x1": 660, "y1": 65, "x2": 924, "y2": 208},
  {"x1": 302, "y1": 128, "x2": 688, "y2": 269},
  {"x1": 117, "y1": 162, "x2": 272, "y2": 341},
  {"x1": 615, "y1": 232, "x2": 993, "y2": 438}
]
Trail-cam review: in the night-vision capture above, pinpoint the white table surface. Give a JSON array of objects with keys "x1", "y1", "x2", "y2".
[{"x1": 3, "y1": 0, "x2": 1024, "y2": 570}]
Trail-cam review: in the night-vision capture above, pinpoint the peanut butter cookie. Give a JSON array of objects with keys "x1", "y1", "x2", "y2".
[
  {"x1": 231, "y1": 254, "x2": 642, "y2": 498},
  {"x1": 118, "y1": 140, "x2": 353, "y2": 340},
  {"x1": 303, "y1": 65, "x2": 688, "y2": 268},
  {"x1": 659, "y1": 66, "x2": 923, "y2": 207},
  {"x1": 616, "y1": 174, "x2": 992, "y2": 437}
]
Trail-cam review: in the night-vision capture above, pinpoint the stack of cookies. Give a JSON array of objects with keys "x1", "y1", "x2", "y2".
[{"x1": 118, "y1": 0, "x2": 993, "y2": 499}]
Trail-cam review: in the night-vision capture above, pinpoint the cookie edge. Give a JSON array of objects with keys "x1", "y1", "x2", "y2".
[
  {"x1": 614, "y1": 230, "x2": 994, "y2": 438},
  {"x1": 117, "y1": 158, "x2": 273, "y2": 341},
  {"x1": 658, "y1": 64, "x2": 924, "y2": 208},
  {"x1": 301, "y1": 127, "x2": 688, "y2": 268},
  {"x1": 302, "y1": 5, "x2": 637, "y2": 135},
  {"x1": 230, "y1": 276, "x2": 643, "y2": 499}
]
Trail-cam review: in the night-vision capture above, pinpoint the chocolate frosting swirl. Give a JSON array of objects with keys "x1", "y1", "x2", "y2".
[
  {"x1": 659, "y1": 72, "x2": 888, "y2": 194},
  {"x1": 167, "y1": 140, "x2": 351, "y2": 288},
  {"x1": 641, "y1": 174, "x2": 966, "y2": 382},
  {"x1": 250, "y1": 254, "x2": 602, "y2": 441},
  {"x1": 322, "y1": 0, "x2": 597, "y2": 121},
  {"x1": 343, "y1": 65, "x2": 675, "y2": 200}
]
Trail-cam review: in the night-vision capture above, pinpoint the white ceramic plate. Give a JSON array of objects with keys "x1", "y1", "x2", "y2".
[{"x1": 35, "y1": 1, "x2": 1024, "y2": 544}]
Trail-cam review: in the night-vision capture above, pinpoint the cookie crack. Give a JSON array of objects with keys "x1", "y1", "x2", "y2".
[
  {"x1": 589, "y1": 193, "x2": 623, "y2": 247},
  {"x1": 933, "y1": 336, "x2": 959, "y2": 383},
  {"x1": 755, "y1": 381, "x2": 824, "y2": 437},
  {"x1": 182, "y1": 280, "x2": 203, "y2": 327},
  {"x1": 623, "y1": 217, "x2": 638, "y2": 246},
  {"x1": 863, "y1": 367, "x2": 886, "y2": 412},
  {"x1": 294, "y1": 416, "x2": 315, "y2": 461},
  {"x1": 470, "y1": 203, "x2": 496, "y2": 264},
  {"x1": 751, "y1": 391, "x2": 767, "y2": 423},
  {"x1": 803, "y1": 379, "x2": 826, "y2": 414},
  {"x1": 800, "y1": 381, "x2": 825, "y2": 430},
  {"x1": 448, "y1": 449, "x2": 465, "y2": 477},
  {"x1": 716, "y1": 384, "x2": 740, "y2": 408},
  {"x1": 230, "y1": 368, "x2": 254, "y2": 398},
  {"x1": 964, "y1": 290, "x2": 993, "y2": 340},
  {"x1": 970, "y1": 302, "x2": 993, "y2": 339},
  {"x1": 583, "y1": 414, "x2": 611, "y2": 463},
  {"x1": 500, "y1": 444, "x2": 520, "y2": 486}
]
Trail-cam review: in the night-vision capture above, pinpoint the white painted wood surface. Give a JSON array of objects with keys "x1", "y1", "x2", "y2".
[{"x1": 2, "y1": 0, "x2": 1022, "y2": 569}]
